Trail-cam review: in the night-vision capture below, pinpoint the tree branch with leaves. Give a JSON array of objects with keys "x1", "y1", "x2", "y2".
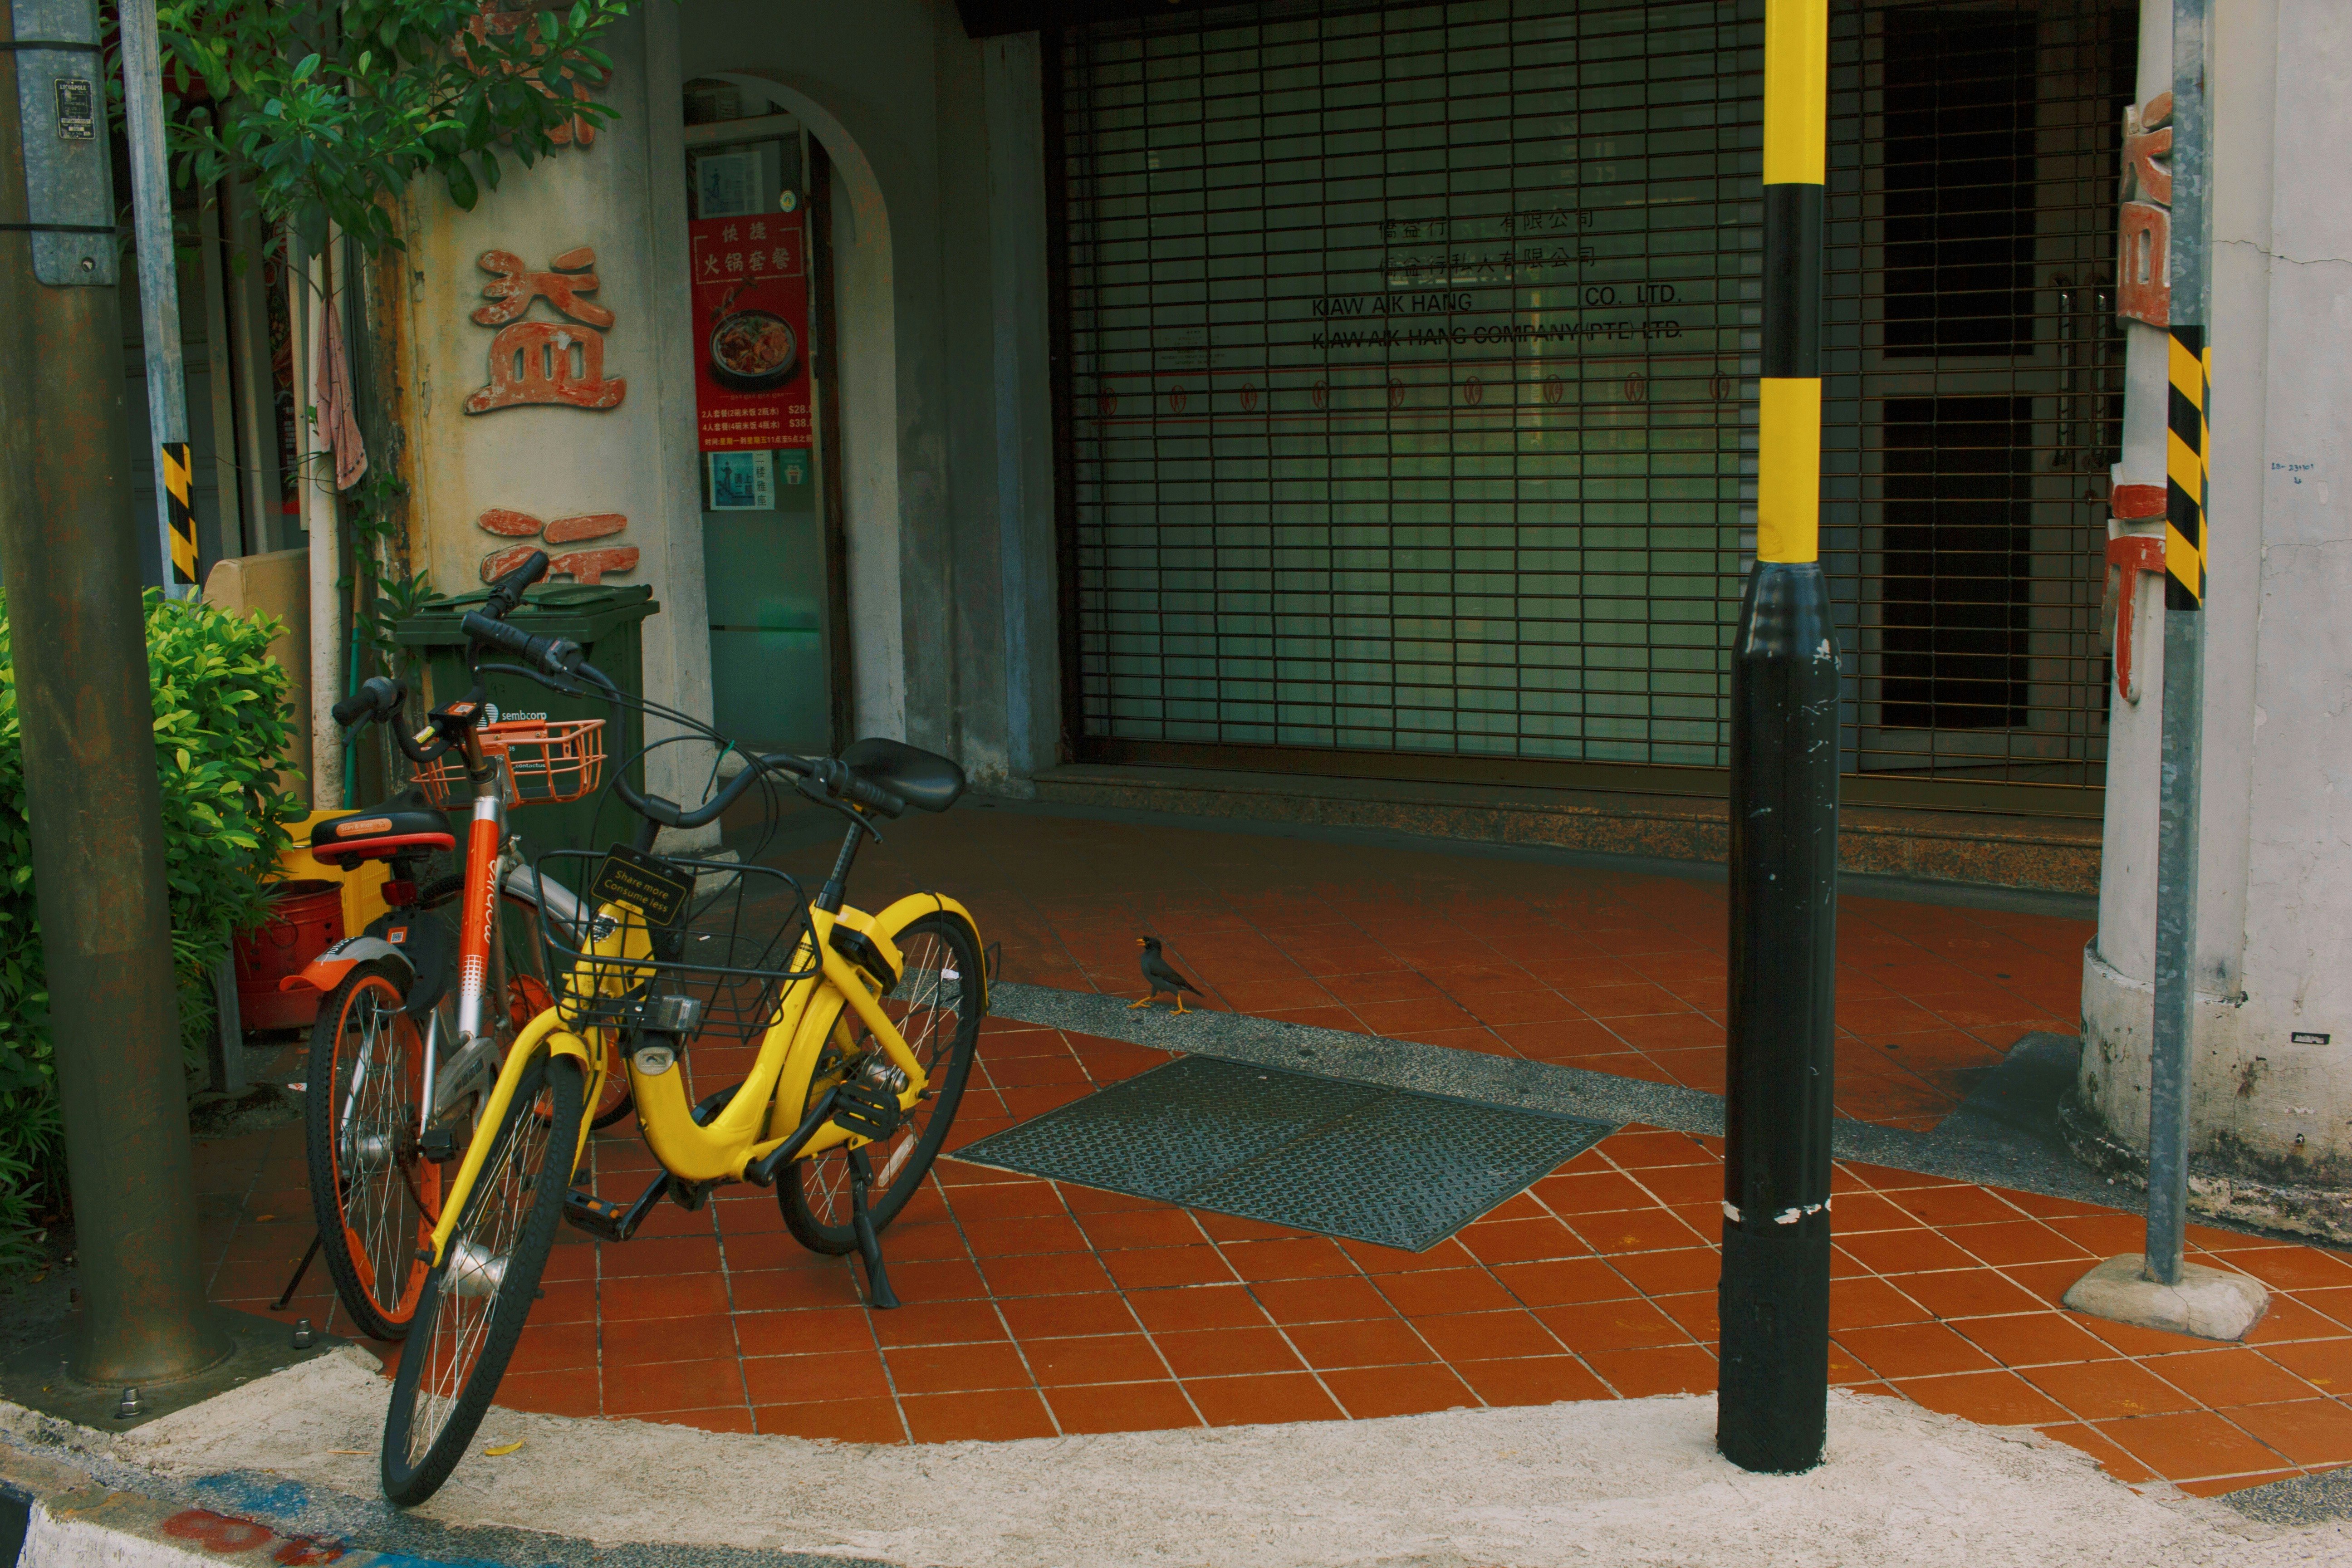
[{"x1": 150, "y1": 0, "x2": 634, "y2": 255}]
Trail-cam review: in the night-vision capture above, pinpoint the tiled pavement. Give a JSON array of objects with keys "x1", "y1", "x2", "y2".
[
  {"x1": 196, "y1": 811, "x2": 2352, "y2": 1498},
  {"x1": 751, "y1": 804, "x2": 2087, "y2": 1132}
]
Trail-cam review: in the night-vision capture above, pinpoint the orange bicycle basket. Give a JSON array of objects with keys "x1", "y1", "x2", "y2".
[{"x1": 416, "y1": 719, "x2": 606, "y2": 807}]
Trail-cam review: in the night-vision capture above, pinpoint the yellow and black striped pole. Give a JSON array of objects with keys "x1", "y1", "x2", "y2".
[
  {"x1": 161, "y1": 440, "x2": 198, "y2": 590},
  {"x1": 1719, "y1": 0, "x2": 1838, "y2": 1476}
]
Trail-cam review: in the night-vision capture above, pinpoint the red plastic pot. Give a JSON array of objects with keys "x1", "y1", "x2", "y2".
[{"x1": 233, "y1": 880, "x2": 345, "y2": 1031}]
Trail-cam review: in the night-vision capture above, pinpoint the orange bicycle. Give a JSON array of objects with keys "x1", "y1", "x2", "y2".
[{"x1": 285, "y1": 554, "x2": 627, "y2": 1341}]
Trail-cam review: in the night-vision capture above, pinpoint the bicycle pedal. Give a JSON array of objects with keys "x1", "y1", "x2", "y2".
[
  {"x1": 562, "y1": 1188, "x2": 632, "y2": 1243},
  {"x1": 419, "y1": 1126, "x2": 459, "y2": 1164},
  {"x1": 832, "y1": 1078, "x2": 901, "y2": 1141}
]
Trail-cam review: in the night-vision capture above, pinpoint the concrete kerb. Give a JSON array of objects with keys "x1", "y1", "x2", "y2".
[{"x1": 6, "y1": 1346, "x2": 2352, "y2": 1568}]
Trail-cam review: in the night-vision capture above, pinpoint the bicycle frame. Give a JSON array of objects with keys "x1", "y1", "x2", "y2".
[
  {"x1": 374, "y1": 720, "x2": 513, "y2": 1161},
  {"x1": 423, "y1": 883, "x2": 981, "y2": 1266}
]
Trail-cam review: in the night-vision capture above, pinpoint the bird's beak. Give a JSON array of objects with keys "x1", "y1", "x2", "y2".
[{"x1": 1135, "y1": 937, "x2": 1146, "y2": 947}]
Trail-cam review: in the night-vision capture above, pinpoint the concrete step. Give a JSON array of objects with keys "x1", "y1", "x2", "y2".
[{"x1": 1031, "y1": 763, "x2": 2102, "y2": 896}]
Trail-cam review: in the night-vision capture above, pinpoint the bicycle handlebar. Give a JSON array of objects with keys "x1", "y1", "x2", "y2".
[
  {"x1": 332, "y1": 675, "x2": 405, "y2": 729},
  {"x1": 484, "y1": 549, "x2": 549, "y2": 618},
  {"x1": 480, "y1": 656, "x2": 905, "y2": 832}
]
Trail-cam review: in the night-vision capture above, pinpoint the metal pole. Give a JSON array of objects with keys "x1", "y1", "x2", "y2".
[
  {"x1": 117, "y1": 0, "x2": 197, "y2": 597},
  {"x1": 2144, "y1": 0, "x2": 2211, "y2": 1289},
  {"x1": 0, "y1": 0, "x2": 227, "y2": 1383},
  {"x1": 1718, "y1": 0, "x2": 1837, "y2": 1476}
]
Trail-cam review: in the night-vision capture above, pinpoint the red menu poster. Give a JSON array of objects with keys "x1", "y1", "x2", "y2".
[{"x1": 689, "y1": 211, "x2": 810, "y2": 452}]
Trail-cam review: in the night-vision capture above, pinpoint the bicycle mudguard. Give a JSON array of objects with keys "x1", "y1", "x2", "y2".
[
  {"x1": 278, "y1": 933, "x2": 414, "y2": 1001},
  {"x1": 369, "y1": 907, "x2": 454, "y2": 1018},
  {"x1": 868, "y1": 892, "x2": 988, "y2": 1013}
]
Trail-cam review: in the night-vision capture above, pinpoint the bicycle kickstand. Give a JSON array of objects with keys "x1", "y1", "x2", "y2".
[
  {"x1": 273, "y1": 1231, "x2": 324, "y2": 1312},
  {"x1": 847, "y1": 1149, "x2": 900, "y2": 1311}
]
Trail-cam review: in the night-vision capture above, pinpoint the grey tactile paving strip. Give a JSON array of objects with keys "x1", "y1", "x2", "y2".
[
  {"x1": 983, "y1": 983, "x2": 2170, "y2": 1220},
  {"x1": 2224, "y1": 1465, "x2": 2352, "y2": 1525},
  {"x1": 960, "y1": 1055, "x2": 1612, "y2": 1251}
]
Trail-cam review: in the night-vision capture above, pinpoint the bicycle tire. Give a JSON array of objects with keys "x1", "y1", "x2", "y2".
[
  {"x1": 421, "y1": 873, "x2": 633, "y2": 1130},
  {"x1": 305, "y1": 960, "x2": 438, "y2": 1341},
  {"x1": 380, "y1": 1051, "x2": 582, "y2": 1507},
  {"x1": 779, "y1": 912, "x2": 984, "y2": 1254}
]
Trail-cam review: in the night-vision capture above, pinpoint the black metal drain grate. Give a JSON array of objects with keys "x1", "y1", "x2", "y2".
[{"x1": 956, "y1": 1056, "x2": 1616, "y2": 1252}]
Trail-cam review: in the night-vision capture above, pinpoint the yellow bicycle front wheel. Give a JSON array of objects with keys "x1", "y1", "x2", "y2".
[{"x1": 381, "y1": 1050, "x2": 581, "y2": 1507}]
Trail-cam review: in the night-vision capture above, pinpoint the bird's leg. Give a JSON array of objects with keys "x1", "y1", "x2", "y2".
[
  {"x1": 1172, "y1": 994, "x2": 1189, "y2": 1015},
  {"x1": 1127, "y1": 994, "x2": 1157, "y2": 1010}
]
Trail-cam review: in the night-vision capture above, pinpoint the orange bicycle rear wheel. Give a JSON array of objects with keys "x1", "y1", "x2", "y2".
[{"x1": 305, "y1": 961, "x2": 439, "y2": 1341}]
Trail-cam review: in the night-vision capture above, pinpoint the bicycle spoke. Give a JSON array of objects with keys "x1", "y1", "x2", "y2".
[
  {"x1": 799, "y1": 928, "x2": 970, "y2": 1230},
  {"x1": 406, "y1": 1088, "x2": 551, "y2": 1465}
]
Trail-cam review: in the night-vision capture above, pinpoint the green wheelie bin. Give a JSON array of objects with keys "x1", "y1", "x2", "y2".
[{"x1": 392, "y1": 583, "x2": 661, "y2": 856}]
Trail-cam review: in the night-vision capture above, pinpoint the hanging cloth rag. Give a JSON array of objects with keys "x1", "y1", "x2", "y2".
[{"x1": 311, "y1": 278, "x2": 369, "y2": 491}]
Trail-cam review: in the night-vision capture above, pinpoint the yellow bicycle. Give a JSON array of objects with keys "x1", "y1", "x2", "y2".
[{"x1": 378, "y1": 571, "x2": 985, "y2": 1505}]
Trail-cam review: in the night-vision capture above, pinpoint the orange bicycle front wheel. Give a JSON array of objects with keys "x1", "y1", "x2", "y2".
[{"x1": 305, "y1": 960, "x2": 440, "y2": 1341}]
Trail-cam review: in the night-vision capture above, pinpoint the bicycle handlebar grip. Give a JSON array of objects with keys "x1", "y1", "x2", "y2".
[
  {"x1": 462, "y1": 610, "x2": 535, "y2": 658},
  {"x1": 331, "y1": 675, "x2": 405, "y2": 729},
  {"x1": 810, "y1": 757, "x2": 904, "y2": 818},
  {"x1": 483, "y1": 550, "x2": 549, "y2": 618},
  {"x1": 839, "y1": 772, "x2": 902, "y2": 816}
]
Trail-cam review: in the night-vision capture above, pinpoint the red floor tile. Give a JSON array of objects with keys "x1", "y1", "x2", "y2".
[
  {"x1": 1183, "y1": 1372, "x2": 1345, "y2": 1427},
  {"x1": 757, "y1": 1397, "x2": 906, "y2": 1443},
  {"x1": 1019, "y1": 1333, "x2": 1167, "y2": 1386},
  {"x1": 1321, "y1": 1363, "x2": 1477, "y2": 1419},
  {"x1": 1286, "y1": 1317, "x2": 1436, "y2": 1371},
  {"x1": 2093, "y1": 1409, "x2": 2292, "y2": 1481},
  {"x1": 1153, "y1": 1325, "x2": 1308, "y2": 1378},
  {"x1": 899, "y1": 1388, "x2": 1058, "y2": 1442},
  {"x1": 741, "y1": 1349, "x2": 892, "y2": 1406},
  {"x1": 1584, "y1": 1344, "x2": 1718, "y2": 1398},
  {"x1": 1894, "y1": 1369, "x2": 2071, "y2": 1426},
  {"x1": 1044, "y1": 1380, "x2": 1204, "y2": 1434}
]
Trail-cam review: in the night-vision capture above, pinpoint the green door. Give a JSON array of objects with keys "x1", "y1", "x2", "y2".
[{"x1": 686, "y1": 103, "x2": 833, "y2": 754}]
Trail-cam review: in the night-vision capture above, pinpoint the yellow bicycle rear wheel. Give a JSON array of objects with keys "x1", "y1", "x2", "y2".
[{"x1": 779, "y1": 912, "x2": 983, "y2": 1254}]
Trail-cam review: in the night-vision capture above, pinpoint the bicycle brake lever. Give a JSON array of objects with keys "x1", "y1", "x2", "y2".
[{"x1": 794, "y1": 774, "x2": 882, "y2": 842}]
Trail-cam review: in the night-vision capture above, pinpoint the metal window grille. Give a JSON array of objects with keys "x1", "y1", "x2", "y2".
[{"x1": 1058, "y1": 0, "x2": 2132, "y2": 804}]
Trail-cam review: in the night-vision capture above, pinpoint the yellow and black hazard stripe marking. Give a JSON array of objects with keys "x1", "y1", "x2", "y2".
[
  {"x1": 161, "y1": 441, "x2": 198, "y2": 588},
  {"x1": 1757, "y1": 0, "x2": 1827, "y2": 566},
  {"x1": 2165, "y1": 325, "x2": 2208, "y2": 610}
]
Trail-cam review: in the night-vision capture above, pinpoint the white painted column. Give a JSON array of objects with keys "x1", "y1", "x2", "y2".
[{"x1": 2075, "y1": 0, "x2": 2352, "y2": 1241}]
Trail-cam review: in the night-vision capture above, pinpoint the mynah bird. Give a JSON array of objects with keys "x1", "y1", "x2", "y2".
[{"x1": 1132, "y1": 936, "x2": 1203, "y2": 1014}]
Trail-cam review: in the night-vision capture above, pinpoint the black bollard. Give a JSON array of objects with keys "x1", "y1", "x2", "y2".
[
  {"x1": 1718, "y1": 562, "x2": 1840, "y2": 1473},
  {"x1": 1718, "y1": 0, "x2": 1837, "y2": 1476}
]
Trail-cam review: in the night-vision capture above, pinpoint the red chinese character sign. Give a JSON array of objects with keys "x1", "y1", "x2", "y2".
[
  {"x1": 463, "y1": 247, "x2": 626, "y2": 413},
  {"x1": 689, "y1": 213, "x2": 810, "y2": 452},
  {"x1": 2118, "y1": 91, "x2": 2173, "y2": 327}
]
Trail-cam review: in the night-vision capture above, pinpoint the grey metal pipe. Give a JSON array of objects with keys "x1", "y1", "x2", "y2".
[
  {"x1": 0, "y1": 0, "x2": 226, "y2": 1383},
  {"x1": 2144, "y1": 0, "x2": 2212, "y2": 1290}
]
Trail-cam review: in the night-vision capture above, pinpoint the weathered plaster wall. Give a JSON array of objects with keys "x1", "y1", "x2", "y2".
[
  {"x1": 395, "y1": 0, "x2": 1061, "y2": 809},
  {"x1": 2082, "y1": 0, "x2": 2352, "y2": 1222},
  {"x1": 670, "y1": 0, "x2": 1060, "y2": 781},
  {"x1": 395, "y1": 9, "x2": 718, "y2": 821}
]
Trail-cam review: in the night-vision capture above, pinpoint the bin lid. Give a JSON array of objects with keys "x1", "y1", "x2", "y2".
[{"x1": 394, "y1": 583, "x2": 660, "y2": 645}]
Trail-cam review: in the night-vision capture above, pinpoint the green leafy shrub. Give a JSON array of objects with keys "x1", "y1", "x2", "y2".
[{"x1": 0, "y1": 591, "x2": 299, "y2": 1271}]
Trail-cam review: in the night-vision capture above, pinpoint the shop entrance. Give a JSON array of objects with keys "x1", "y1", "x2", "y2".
[
  {"x1": 1053, "y1": 0, "x2": 2131, "y2": 815},
  {"x1": 682, "y1": 83, "x2": 845, "y2": 754}
]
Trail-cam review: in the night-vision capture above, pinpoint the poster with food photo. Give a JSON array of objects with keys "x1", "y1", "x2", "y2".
[{"x1": 689, "y1": 210, "x2": 809, "y2": 453}]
